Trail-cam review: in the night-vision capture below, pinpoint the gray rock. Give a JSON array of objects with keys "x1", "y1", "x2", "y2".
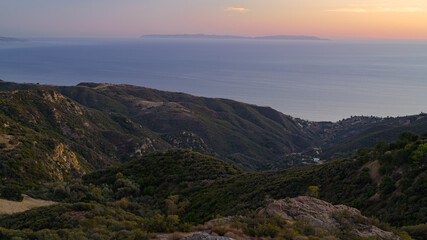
[
  {"x1": 181, "y1": 233, "x2": 235, "y2": 240},
  {"x1": 259, "y1": 196, "x2": 398, "y2": 240}
]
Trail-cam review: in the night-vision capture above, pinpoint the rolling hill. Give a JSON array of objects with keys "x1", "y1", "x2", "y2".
[
  {"x1": 77, "y1": 133, "x2": 427, "y2": 228},
  {"x1": 0, "y1": 88, "x2": 169, "y2": 184},
  {"x1": 0, "y1": 81, "x2": 321, "y2": 171},
  {"x1": 1, "y1": 80, "x2": 426, "y2": 172}
]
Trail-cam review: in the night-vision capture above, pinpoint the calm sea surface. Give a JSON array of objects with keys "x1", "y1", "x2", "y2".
[{"x1": 0, "y1": 38, "x2": 426, "y2": 121}]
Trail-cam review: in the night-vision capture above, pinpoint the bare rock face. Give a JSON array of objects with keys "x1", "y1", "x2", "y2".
[
  {"x1": 259, "y1": 196, "x2": 398, "y2": 240},
  {"x1": 259, "y1": 196, "x2": 357, "y2": 227},
  {"x1": 45, "y1": 143, "x2": 87, "y2": 181},
  {"x1": 181, "y1": 233, "x2": 235, "y2": 240}
]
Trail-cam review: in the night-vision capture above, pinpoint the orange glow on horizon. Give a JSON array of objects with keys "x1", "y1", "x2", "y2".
[
  {"x1": 213, "y1": 3, "x2": 427, "y2": 40},
  {"x1": 1, "y1": 0, "x2": 427, "y2": 39}
]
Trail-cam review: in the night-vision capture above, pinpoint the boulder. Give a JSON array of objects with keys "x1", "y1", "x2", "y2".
[
  {"x1": 181, "y1": 233, "x2": 235, "y2": 240},
  {"x1": 259, "y1": 196, "x2": 398, "y2": 239}
]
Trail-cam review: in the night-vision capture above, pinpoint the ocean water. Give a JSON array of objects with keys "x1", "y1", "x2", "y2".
[{"x1": 0, "y1": 38, "x2": 426, "y2": 121}]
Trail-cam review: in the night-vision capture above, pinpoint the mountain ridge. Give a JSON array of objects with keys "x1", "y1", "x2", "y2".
[
  {"x1": 0, "y1": 81, "x2": 321, "y2": 171},
  {"x1": 1, "y1": 80, "x2": 427, "y2": 172}
]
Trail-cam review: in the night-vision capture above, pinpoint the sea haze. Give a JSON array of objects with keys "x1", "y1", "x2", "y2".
[{"x1": 0, "y1": 38, "x2": 426, "y2": 121}]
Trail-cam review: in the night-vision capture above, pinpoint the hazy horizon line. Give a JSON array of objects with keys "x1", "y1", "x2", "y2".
[{"x1": 3, "y1": 34, "x2": 427, "y2": 41}]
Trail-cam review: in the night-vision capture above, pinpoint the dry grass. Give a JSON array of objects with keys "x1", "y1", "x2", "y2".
[{"x1": 0, "y1": 194, "x2": 56, "y2": 215}]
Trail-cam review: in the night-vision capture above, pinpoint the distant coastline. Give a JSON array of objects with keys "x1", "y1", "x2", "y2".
[
  {"x1": 140, "y1": 34, "x2": 328, "y2": 41},
  {"x1": 0, "y1": 36, "x2": 27, "y2": 42}
]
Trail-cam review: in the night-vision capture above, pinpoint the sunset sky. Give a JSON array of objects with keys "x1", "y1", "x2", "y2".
[{"x1": 1, "y1": 0, "x2": 427, "y2": 39}]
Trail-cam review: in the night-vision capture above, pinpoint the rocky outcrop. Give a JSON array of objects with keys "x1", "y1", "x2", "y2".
[
  {"x1": 181, "y1": 233, "x2": 234, "y2": 240},
  {"x1": 45, "y1": 143, "x2": 87, "y2": 181},
  {"x1": 259, "y1": 196, "x2": 398, "y2": 239}
]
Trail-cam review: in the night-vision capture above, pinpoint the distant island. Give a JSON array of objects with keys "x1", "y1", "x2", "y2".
[
  {"x1": 0, "y1": 36, "x2": 27, "y2": 42},
  {"x1": 141, "y1": 34, "x2": 328, "y2": 40}
]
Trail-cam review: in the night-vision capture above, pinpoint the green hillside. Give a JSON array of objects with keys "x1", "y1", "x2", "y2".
[
  {"x1": 80, "y1": 133, "x2": 426, "y2": 228},
  {"x1": 320, "y1": 115, "x2": 427, "y2": 159},
  {"x1": 0, "y1": 135, "x2": 425, "y2": 239},
  {"x1": 1, "y1": 80, "x2": 426, "y2": 171},
  {"x1": 2, "y1": 145, "x2": 420, "y2": 239},
  {"x1": 0, "y1": 89, "x2": 169, "y2": 184},
  {"x1": 190, "y1": 132, "x2": 427, "y2": 226},
  {"x1": 0, "y1": 81, "x2": 321, "y2": 171},
  {"x1": 0, "y1": 202, "x2": 158, "y2": 239},
  {"x1": 57, "y1": 83, "x2": 321, "y2": 170},
  {"x1": 0, "y1": 80, "x2": 426, "y2": 239},
  {"x1": 83, "y1": 149, "x2": 243, "y2": 199}
]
